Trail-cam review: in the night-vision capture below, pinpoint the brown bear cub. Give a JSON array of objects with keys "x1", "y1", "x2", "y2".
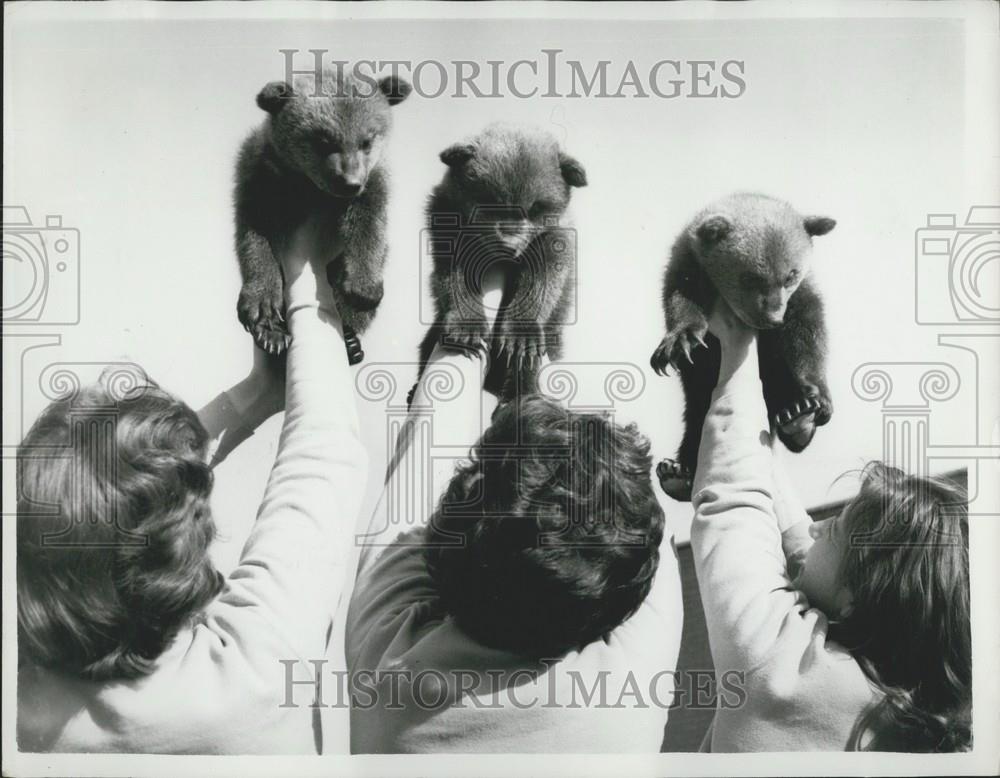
[
  {"x1": 651, "y1": 192, "x2": 836, "y2": 501},
  {"x1": 415, "y1": 123, "x2": 587, "y2": 404},
  {"x1": 234, "y1": 67, "x2": 410, "y2": 363}
]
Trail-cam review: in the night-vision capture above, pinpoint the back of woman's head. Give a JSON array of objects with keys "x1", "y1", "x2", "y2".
[
  {"x1": 832, "y1": 462, "x2": 970, "y2": 752},
  {"x1": 424, "y1": 394, "x2": 665, "y2": 658},
  {"x1": 17, "y1": 371, "x2": 223, "y2": 681}
]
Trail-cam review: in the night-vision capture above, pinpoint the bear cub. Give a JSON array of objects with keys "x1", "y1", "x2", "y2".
[
  {"x1": 650, "y1": 192, "x2": 836, "y2": 501},
  {"x1": 416, "y1": 122, "x2": 587, "y2": 403},
  {"x1": 234, "y1": 66, "x2": 410, "y2": 362}
]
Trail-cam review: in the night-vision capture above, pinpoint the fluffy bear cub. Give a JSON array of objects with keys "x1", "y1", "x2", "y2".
[
  {"x1": 416, "y1": 122, "x2": 587, "y2": 403},
  {"x1": 651, "y1": 192, "x2": 836, "y2": 501},
  {"x1": 234, "y1": 66, "x2": 410, "y2": 363}
]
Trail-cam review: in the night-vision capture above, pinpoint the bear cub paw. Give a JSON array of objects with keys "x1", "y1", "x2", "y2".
[
  {"x1": 344, "y1": 325, "x2": 365, "y2": 366},
  {"x1": 496, "y1": 320, "x2": 548, "y2": 369},
  {"x1": 773, "y1": 386, "x2": 831, "y2": 452},
  {"x1": 650, "y1": 325, "x2": 708, "y2": 376},
  {"x1": 341, "y1": 277, "x2": 385, "y2": 313},
  {"x1": 440, "y1": 310, "x2": 491, "y2": 353},
  {"x1": 238, "y1": 285, "x2": 290, "y2": 356},
  {"x1": 656, "y1": 458, "x2": 694, "y2": 503}
]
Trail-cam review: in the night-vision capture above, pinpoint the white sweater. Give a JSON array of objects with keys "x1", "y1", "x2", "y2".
[
  {"x1": 690, "y1": 375, "x2": 878, "y2": 751},
  {"x1": 346, "y1": 527, "x2": 683, "y2": 753},
  {"x1": 17, "y1": 302, "x2": 367, "y2": 753}
]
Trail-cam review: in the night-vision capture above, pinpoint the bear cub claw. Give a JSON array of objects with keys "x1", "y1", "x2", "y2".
[
  {"x1": 656, "y1": 458, "x2": 694, "y2": 502},
  {"x1": 650, "y1": 326, "x2": 708, "y2": 376},
  {"x1": 344, "y1": 326, "x2": 365, "y2": 366},
  {"x1": 773, "y1": 389, "x2": 831, "y2": 453},
  {"x1": 496, "y1": 320, "x2": 548, "y2": 369},
  {"x1": 239, "y1": 287, "x2": 291, "y2": 356},
  {"x1": 440, "y1": 312, "x2": 491, "y2": 352}
]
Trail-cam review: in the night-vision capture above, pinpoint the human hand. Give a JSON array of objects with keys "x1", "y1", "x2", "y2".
[
  {"x1": 280, "y1": 216, "x2": 341, "y2": 317},
  {"x1": 245, "y1": 345, "x2": 286, "y2": 418},
  {"x1": 707, "y1": 296, "x2": 754, "y2": 352},
  {"x1": 199, "y1": 346, "x2": 287, "y2": 467},
  {"x1": 707, "y1": 297, "x2": 757, "y2": 387},
  {"x1": 481, "y1": 265, "x2": 506, "y2": 330}
]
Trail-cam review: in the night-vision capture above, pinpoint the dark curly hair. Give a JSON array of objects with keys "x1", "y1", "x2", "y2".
[
  {"x1": 16, "y1": 372, "x2": 223, "y2": 680},
  {"x1": 425, "y1": 394, "x2": 665, "y2": 658},
  {"x1": 829, "y1": 462, "x2": 971, "y2": 752}
]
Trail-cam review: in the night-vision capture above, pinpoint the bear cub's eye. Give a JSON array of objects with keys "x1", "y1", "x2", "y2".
[
  {"x1": 315, "y1": 134, "x2": 343, "y2": 154},
  {"x1": 360, "y1": 137, "x2": 374, "y2": 153},
  {"x1": 528, "y1": 201, "x2": 555, "y2": 220},
  {"x1": 741, "y1": 271, "x2": 768, "y2": 291}
]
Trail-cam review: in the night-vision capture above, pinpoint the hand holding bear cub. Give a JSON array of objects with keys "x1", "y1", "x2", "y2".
[
  {"x1": 233, "y1": 66, "x2": 410, "y2": 363},
  {"x1": 231, "y1": 82, "x2": 835, "y2": 464},
  {"x1": 417, "y1": 122, "x2": 587, "y2": 403},
  {"x1": 652, "y1": 192, "x2": 836, "y2": 502}
]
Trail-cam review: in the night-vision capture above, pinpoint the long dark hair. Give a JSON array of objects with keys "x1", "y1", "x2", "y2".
[{"x1": 828, "y1": 462, "x2": 970, "y2": 752}]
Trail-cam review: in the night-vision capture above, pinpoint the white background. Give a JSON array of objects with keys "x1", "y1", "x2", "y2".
[{"x1": 4, "y1": 1, "x2": 999, "y2": 771}]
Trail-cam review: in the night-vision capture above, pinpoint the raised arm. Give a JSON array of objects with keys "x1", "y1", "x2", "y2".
[
  {"x1": 211, "y1": 216, "x2": 368, "y2": 662},
  {"x1": 197, "y1": 348, "x2": 285, "y2": 468},
  {"x1": 354, "y1": 269, "x2": 507, "y2": 575},
  {"x1": 687, "y1": 301, "x2": 809, "y2": 674},
  {"x1": 771, "y1": 450, "x2": 815, "y2": 578}
]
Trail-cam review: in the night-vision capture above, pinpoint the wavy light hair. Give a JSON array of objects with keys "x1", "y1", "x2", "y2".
[{"x1": 17, "y1": 372, "x2": 223, "y2": 680}]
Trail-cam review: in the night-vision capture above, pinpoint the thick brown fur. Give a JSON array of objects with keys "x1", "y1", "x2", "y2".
[
  {"x1": 234, "y1": 67, "x2": 410, "y2": 362},
  {"x1": 416, "y1": 123, "x2": 587, "y2": 402},
  {"x1": 651, "y1": 192, "x2": 836, "y2": 501}
]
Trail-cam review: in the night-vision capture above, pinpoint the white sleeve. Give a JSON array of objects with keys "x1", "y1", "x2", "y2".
[
  {"x1": 215, "y1": 304, "x2": 368, "y2": 663},
  {"x1": 689, "y1": 380, "x2": 810, "y2": 675}
]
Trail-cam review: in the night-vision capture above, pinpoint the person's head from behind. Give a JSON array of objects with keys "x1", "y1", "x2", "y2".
[
  {"x1": 425, "y1": 394, "x2": 665, "y2": 658},
  {"x1": 794, "y1": 462, "x2": 970, "y2": 751},
  {"x1": 17, "y1": 370, "x2": 223, "y2": 681}
]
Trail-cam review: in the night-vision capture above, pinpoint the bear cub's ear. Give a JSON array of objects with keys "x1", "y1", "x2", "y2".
[
  {"x1": 257, "y1": 81, "x2": 295, "y2": 115},
  {"x1": 804, "y1": 216, "x2": 837, "y2": 237},
  {"x1": 440, "y1": 143, "x2": 476, "y2": 168},
  {"x1": 696, "y1": 214, "x2": 732, "y2": 244},
  {"x1": 379, "y1": 76, "x2": 412, "y2": 106},
  {"x1": 559, "y1": 152, "x2": 588, "y2": 188}
]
